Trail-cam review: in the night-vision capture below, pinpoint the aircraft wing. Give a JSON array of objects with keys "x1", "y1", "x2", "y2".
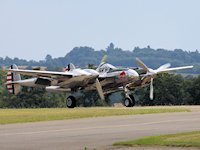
[
  {"x1": 7, "y1": 68, "x2": 100, "y2": 87},
  {"x1": 157, "y1": 65, "x2": 193, "y2": 73},
  {"x1": 7, "y1": 69, "x2": 74, "y2": 79}
]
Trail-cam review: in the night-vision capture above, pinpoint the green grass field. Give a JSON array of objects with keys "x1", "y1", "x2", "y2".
[
  {"x1": 114, "y1": 131, "x2": 200, "y2": 148},
  {"x1": 0, "y1": 106, "x2": 190, "y2": 124}
]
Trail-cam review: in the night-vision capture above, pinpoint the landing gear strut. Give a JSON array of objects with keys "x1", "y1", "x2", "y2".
[
  {"x1": 124, "y1": 95, "x2": 135, "y2": 107},
  {"x1": 66, "y1": 96, "x2": 76, "y2": 108}
]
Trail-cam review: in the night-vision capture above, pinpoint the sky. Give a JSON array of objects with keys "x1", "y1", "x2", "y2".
[{"x1": 0, "y1": 0, "x2": 200, "y2": 60}]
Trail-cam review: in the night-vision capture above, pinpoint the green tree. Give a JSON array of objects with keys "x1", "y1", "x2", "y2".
[{"x1": 186, "y1": 76, "x2": 200, "y2": 104}]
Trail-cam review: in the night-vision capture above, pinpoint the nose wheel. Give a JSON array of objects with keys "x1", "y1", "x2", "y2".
[{"x1": 124, "y1": 95, "x2": 135, "y2": 107}]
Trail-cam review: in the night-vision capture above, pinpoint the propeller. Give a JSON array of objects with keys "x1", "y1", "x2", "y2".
[
  {"x1": 135, "y1": 57, "x2": 193, "y2": 100},
  {"x1": 136, "y1": 58, "x2": 171, "y2": 100},
  {"x1": 95, "y1": 78, "x2": 105, "y2": 100}
]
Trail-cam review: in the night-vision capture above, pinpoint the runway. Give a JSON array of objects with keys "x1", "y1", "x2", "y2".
[{"x1": 1, "y1": 111, "x2": 200, "y2": 150}]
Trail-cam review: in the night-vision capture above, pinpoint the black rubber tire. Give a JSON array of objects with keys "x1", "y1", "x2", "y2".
[
  {"x1": 66, "y1": 96, "x2": 76, "y2": 108},
  {"x1": 124, "y1": 98, "x2": 132, "y2": 107}
]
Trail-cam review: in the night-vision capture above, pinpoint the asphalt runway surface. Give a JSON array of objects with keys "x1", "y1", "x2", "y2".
[{"x1": 1, "y1": 111, "x2": 200, "y2": 150}]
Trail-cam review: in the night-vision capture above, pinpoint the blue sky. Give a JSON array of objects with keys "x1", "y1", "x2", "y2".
[{"x1": 0, "y1": 0, "x2": 200, "y2": 60}]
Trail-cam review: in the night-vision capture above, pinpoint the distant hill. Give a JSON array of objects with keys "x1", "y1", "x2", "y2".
[{"x1": 0, "y1": 43, "x2": 199, "y2": 73}]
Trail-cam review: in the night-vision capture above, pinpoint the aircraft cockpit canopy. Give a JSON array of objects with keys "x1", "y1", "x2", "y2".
[{"x1": 98, "y1": 63, "x2": 117, "y2": 73}]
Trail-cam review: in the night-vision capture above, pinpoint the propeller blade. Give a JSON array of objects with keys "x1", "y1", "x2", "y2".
[
  {"x1": 101, "y1": 55, "x2": 108, "y2": 63},
  {"x1": 95, "y1": 78, "x2": 105, "y2": 100},
  {"x1": 150, "y1": 78, "x2": 154, "y2": 100},
  {"x1": 157, "y1": 65, "x2": 193, "y2": 73},
  {"x1": 135, "y1": 57, "x2": 150, "y2": 72},
  {"x1": 156, "y1": 63, "x2": 171, "y2": 72}
]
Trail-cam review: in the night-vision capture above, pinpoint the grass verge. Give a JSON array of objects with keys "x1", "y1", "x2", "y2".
[
  {"x1": 114, "y1": 131, "x2": 200, "y2": 148},
  {"x1": 0, "y1": 106, "x2": 190, "y2": 124}
]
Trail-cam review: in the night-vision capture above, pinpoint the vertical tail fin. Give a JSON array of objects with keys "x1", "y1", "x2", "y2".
[{"x1": 6, "y1": 64, "x2": 21, "y2": 95}]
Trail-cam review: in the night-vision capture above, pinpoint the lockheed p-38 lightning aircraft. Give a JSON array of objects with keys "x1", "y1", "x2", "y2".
[{"x1": 5, "y1": 58, "x2": 193, "y2": 108}]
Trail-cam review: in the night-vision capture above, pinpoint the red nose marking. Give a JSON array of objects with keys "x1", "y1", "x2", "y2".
[{"x1": 120, "y1": 71, "x2": 126, "y2": 77}]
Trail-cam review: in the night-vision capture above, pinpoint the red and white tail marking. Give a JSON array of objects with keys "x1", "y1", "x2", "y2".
[
  {"x1": 6, "y1": 71, "x2": 14, "y2": 94},
  {"x1": 7, "y1": 73, "x2": 12, "y2": 81},
  {"x1": 6, "y1": 64, "x2": 22, "y2": 95}
]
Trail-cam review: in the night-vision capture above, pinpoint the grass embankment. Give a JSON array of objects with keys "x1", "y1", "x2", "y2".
[
  {"x1": 0, "y1": 106, "x2": 190, "y2": 124},
  {"x1": 114, "y1": 131, "x2": 200, "y2": 148}
]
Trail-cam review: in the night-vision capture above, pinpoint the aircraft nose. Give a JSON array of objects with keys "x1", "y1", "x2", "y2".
[
  {"x1": 127, "y1": 69, "x2": 139, "y2": 77},
  {"x1": 90, "y1": 70, "x2": 99, "y2": 76}
]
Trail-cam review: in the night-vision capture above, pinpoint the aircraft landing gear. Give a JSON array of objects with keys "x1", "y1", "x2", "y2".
[
  {"x1": 124, "y1": 95, "x2": 135, "y2": 107},
  {"x1": 66, "y1": 96, "x2": 76, "y2": 108}
]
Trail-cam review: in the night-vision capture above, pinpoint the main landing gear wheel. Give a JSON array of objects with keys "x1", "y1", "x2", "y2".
[
  {"x1": 124, "y1": 98, "x2": 132, "y2": 107},
  {"x1": 66, "y1": 96, "x2": 76, "y2": 108},
  {"x1": 124, "y1": 95, "x2": 135, "y2": 107}
]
